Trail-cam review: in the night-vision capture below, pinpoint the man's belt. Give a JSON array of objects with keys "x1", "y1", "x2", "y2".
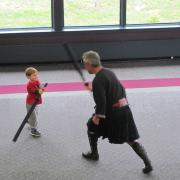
[{"x1": 112, "y1": 98, "x2": 128, "y2": 108}]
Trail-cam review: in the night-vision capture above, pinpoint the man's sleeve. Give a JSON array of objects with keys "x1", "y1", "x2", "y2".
[{"x1": 93, "y1": 79, "x2": 106, "y2": 118}]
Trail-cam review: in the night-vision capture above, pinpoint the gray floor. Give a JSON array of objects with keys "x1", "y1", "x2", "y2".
[
  {"x1": 0, "y1": 61, "x2": 180, "y2": 180},
  {"x1": 1, "y1": 60, "x2": 180, "y2": 85}
]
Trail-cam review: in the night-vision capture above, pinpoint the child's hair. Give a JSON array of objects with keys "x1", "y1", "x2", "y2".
[{"x1": 25, "y1": 67, "x2": 38, "y2": 77}]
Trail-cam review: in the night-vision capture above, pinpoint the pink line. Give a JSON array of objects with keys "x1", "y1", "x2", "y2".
[
  {"x1": 0, "y1": 78, "x2": 180, "y2": 94},
  {"x1": 121, "y1": 78, "x2": 180, "y2": 88}
]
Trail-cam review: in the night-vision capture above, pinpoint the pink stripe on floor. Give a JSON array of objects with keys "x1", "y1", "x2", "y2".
[
  {"x1": 121, "y1": 78, "x2": 180, "y2": 88},
  {"x1": 0, "y1": 78, "x2": 180, "y2": 94}
]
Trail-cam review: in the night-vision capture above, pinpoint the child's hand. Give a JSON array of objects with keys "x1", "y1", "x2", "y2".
[{"x1": 38, "y1": 88, "x2": 44, "y2": 95}]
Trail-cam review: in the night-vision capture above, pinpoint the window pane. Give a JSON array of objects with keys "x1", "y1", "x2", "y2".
[
  {"x1": 127, "y1": 0, "x2": 180, "y2": 24},
  {"x1": 64, "y1": 0, "x2": 120, "y2": 26},
  {"x1": 0, "y1": 0, "x2": 51, "y2": 29}
]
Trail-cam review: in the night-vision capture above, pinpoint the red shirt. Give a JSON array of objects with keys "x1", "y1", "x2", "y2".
[{"x1": 26, "y1": 80, "x2": 42, "y2": 105}]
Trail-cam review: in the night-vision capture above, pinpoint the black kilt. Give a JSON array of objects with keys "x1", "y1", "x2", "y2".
[{"x1": 87, "y1": 106, "x2": 140, "y2": 144}]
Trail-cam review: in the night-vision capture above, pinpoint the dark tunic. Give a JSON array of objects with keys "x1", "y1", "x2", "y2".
[{"x1": 89, "y1": 68, "x2": 139, "y2": 144}]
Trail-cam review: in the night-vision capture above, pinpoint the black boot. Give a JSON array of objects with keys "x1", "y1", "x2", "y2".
[
  {"x1": 131, "y1": 142, "x2": 153, "y2": 174},
  {"x1": 82, "y1": 131, "x2": 99, "y2": 161}
]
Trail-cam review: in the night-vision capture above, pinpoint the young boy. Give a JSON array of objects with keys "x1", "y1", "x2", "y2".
[{"x1": 25, "y1": 67, "x2": 44, "y2": 137}]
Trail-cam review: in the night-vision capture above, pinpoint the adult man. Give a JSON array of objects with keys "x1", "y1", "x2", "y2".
[{"x1": 82, "y1": 51, "x2": 153, "y2": 174}]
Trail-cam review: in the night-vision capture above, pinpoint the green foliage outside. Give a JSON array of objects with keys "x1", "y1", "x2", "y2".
[
  {"x1": 0, "y1": 0, "x2": 179, "y2": 29},
  {"x1": 127, "y1": 0, "x2": 180, "y2": 24},
  {"x1": 0, "y1": 0, "x2": 51, "y2": 28}
]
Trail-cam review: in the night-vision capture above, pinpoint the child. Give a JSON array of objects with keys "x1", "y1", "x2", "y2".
[{"x1": 25, "y1": 67, "x2": 44, "y2": 137}]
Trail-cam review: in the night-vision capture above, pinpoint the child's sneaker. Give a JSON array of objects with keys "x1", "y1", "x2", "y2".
[{"x1": 31, "y1": 128, "x2": 41, "y2": 137}]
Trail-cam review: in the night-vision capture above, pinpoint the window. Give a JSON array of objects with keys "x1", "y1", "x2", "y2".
[
  {"x1": 127, "y1": 0, "x2": 180, "y2": 24},
  {"x1": 64, "y1": 0, "x2": 120, "y2": 26},
  {"x1": 0, "y1": 0, "x2": 51, "y2": 29}
]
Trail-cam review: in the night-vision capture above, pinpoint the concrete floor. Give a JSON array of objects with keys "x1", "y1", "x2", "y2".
[{"x1": 0, "y1": 60, "x2": 180, "y2": 180}]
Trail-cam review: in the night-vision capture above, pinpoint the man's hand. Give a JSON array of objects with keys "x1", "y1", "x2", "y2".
[
  {"x1": 84, "y1": 82, "x2": 93, "y2": 91},
  {"x1": 92, "y1": 115, "x2": 100, "y2": 125}
]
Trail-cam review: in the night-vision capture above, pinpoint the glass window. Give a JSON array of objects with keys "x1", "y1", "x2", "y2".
[
  {"x1": 64, "y1": 0, "x2": 120, "y2": 26},
  {"x1": 0, "y1": 0, "x2": 51, "y2": 29},
  {"x1": 127, "y1": 0, "x2": 180, "y2": 24}
]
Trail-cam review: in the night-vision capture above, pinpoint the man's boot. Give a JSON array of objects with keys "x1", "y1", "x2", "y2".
[
  {"x1": 131, "y1": 142, "x2": 153, "y2": 174},
  {"x1": 82, "y1": 131, "x2": 99, "y2": 161}
]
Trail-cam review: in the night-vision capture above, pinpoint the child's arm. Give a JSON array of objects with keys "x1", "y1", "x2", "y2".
[
  {"x1": 38, "y1": 82, "x2": 48, "y2": 95},
  {"x1": 27, "y1": 84, "x2": 37, "y2": 94},
  {"x1": 27, "y1": 82, "x2": 43, "y2": 95}
]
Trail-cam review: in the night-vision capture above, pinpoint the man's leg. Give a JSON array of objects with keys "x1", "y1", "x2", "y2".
[
  {"x1": 128, "y1": 141, "x2": 153, "y2": 174},
  {"x1": 82, "y1": 118, "x2": 99, "y2": 161}
]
